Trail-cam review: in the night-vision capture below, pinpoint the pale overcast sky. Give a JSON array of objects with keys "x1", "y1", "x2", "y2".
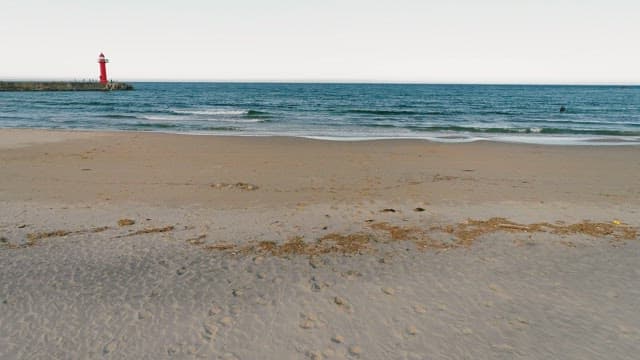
[{"x1": 1, "y1": 0, "x2": 638, "y2": 83}]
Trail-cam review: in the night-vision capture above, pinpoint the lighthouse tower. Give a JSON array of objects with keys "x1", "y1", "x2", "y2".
[{"x1": 98, "y1": 53, "x2": 109, "y2": 84}]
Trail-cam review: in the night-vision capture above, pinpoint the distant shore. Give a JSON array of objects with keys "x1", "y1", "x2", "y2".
[
  {"x1": 0, "y1": 81, "x2": 133, "y2": 91},
  {"x1": 1, "y1": 128, "x2": 639, "y2": 359}
]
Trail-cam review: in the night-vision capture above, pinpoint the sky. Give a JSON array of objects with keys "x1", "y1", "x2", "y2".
[{"x1": 1, "y1": 0, "x2": 639, "y2": 84}]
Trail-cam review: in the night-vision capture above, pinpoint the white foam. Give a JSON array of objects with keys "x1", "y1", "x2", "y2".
[
  {"x1": 141, "y1": 115, "x2": 179, "y2": 121},
  {"x1": 141, "y1": 115, "x2": 264, "y2": 123},
  {"x1": 173, "y1": 109, "x2": 248, "y2": 116},
  {"x1": 209, "y1": 118, "x2": 265, "y2": 123}
]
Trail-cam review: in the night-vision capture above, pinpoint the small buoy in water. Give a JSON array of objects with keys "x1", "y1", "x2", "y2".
[{"x1": 559, "y1": 106, "x2": 567, "y2": 113}]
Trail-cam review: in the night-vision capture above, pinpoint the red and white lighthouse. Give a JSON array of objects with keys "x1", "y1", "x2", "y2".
[{"x1": 98, "y1": 53, "x2": 109, "y2": 84}]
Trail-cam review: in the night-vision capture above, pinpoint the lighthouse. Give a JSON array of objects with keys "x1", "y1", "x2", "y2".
[{"x1": 98, "y1": 53, "x2": 109, "y2": 84}]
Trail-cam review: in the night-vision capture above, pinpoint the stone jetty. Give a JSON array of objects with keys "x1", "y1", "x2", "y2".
[{"x1": 0, "y1": 81, "x2": 133, "y2": 91}]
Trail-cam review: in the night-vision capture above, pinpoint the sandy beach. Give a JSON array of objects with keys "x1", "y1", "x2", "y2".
[{"x1": 1, "y1": 129, "x2": 639, "y2": 359}]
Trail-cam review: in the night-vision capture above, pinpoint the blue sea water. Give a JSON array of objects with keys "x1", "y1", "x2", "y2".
[{"x1": 1, "y1": 82, "x2": 639, "y2": 145}]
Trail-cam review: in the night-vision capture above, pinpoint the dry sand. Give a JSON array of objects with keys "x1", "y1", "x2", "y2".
[{"x1": 1, "y1": 129, "x2": 639, "y2": 359}]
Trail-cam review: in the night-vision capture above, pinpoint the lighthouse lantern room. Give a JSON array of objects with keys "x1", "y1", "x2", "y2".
[{"x1": 98, "y1": 53, "x2": 109, "y2": 84}]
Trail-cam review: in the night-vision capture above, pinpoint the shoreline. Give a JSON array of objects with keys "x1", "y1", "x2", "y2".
[{"x1": 2, "y1": 127, "x2": 640, "y2": 147}]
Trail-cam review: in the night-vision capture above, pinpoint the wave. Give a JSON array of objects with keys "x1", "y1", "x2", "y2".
[
  {"x1": 29, "y1": 100, "x2": 121, "y2": 107},
  {"x1": 95, "y1": 114, "x2": 140, "y2": 119},
  {"x1": 130, "y1": 114, "x2": 268, "y2": 124},
  {"x1": 246, "y1": 110, "x2": 270, "y2": 117},
  {"x1": 0, "y1": 114, "x2": 24, "y2": 120},
  {"x1": 202, "y1": 126, "x2": 239, "y2": 131},
  {"x1": 173, "y1": 109, "x2": 247, "y2": 116},
  {"x1": 169, "y1": 108, "x2": 271, "y2": 120},
  {"x1": 210, "y1": 118, "x2": 267, "y2": 123},
  {"x1": 531, "y1": 119, "x2": 640, "y2": 127},
  {"x1": 478, "y1": 110, "x2": 521, "y2": 115},
  {"x1": 119, "y1": 122, "x2": 180, "y2": 129},
  {"x1": 342, "y1": 109, "x2": 464, "y2": 116},
  {"x1": 141, "y1": 115, "x2": 179, "y2": 121},
  {"x1": 172, "y1": 108, "x2": 270, "y2": 116},
  {"x1": 367, "y1": 123, "x2": 402, "y2": 129},
  {"x1": 536, "y1": 128, "x2": 640, "y2": 136},
  {"x1": 406, "y1": 125, "x2": 640, "y2": 136},
  {"x1": 343, "y1": 109, "x2": 423, "y2": 116}
]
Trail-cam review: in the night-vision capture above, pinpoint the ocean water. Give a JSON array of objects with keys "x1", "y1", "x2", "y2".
[{"x1": 1, "y1": 82, "x2": 639, "y2": 145}]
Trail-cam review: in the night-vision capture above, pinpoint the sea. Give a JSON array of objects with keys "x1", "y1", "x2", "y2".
[{"x1": 1, "y1": 83, "x2": 639, "y2": 145}]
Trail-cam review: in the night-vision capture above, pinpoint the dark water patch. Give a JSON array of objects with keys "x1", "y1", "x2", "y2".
[
  {"x1": 0, "y1": 114, "x2": 26, "y2": 120},
  {"x1": 408, "y1": 125, "x2": 500, "y2": 133},
  {"x1": 343, "y1": 109, "x2": 424, "y2": 116},
  {"x1": 423, "y1": 111, "x2": 464, "y2": 116},
  {"x1": 245, "y1": 110, "x2": 271, "y2": 119},
  {"x1": 478, "y1": 110, "x2": 522, "y2": 116},
  {"x1": 246, "y1": 110, "x2": 269, "y2": 116},
  {"x1": 342, "y1": 109, "x2": 466, "y2": 116},
  {"x1": 55, "y1": 119, "x2": 81, "y2": 124},
  {"x1": 117, "y1": 122, "x2": 180, "y2": 129},
  {"x1": 367, "y1": 123, "x2": 401, "y2": 129},
  {"x1": 28, "y1": 100, "x2": 123, "y2": 107},
  {"x1": 116, "y1": 108, "x2": 176, "y2": 115},
  {"x1": 94, "y1": 114, "x2": 141, "y2": 119},
  {"x1": 202, "y1": 126, "x2": 240, "y2": 131}
]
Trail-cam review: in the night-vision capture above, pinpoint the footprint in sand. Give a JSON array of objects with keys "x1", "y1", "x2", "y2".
[
  {"x1": 488, "y1": 283, "x2": 513, "y2": 300},
  {"x1": 137, "y1": 309, "x2": 153, "y2": 320},
  {"x1": 220, "y1": 316, "x2": 234, "y2": 327},
  {"x1": 230, "y1": 305, "x2": 242, "y2": 315},
  {"x1": 102, "y1": 340, "x2": 118, "y2": 355},
  {"x1": 255, "y1": 295, "x2": 269, "y2": 305},
  {"x1": 202, "y1": 319, "x2": 219, "y2": 341},
  {"x1": 323, "y1": 348, "x2": 335, "y2": 358},
  {"x1": 334, "y1": 296, "x2": 348, "y2": 306},
  {"x1": 413, "y1": 304, "x2": 427, "y2": 314},
  {"x1": 331, "y1": 335, "x2": 345, "y2": 344},
  {"x1": 381, "y1": 287, "x2": 395, "y2": 295},
  {"x1": 310, "y1": 276, "x2": 330, "y2": 292},
  {"x1": 300, "y1": 319, "x2": 314, "y2": 329},
  {"x1": 349, "y1": 345, "x2": 363, "y2": 356},
  {"x1": 300, "y1": 312, "x2": 322, "y2": 329},
  {"x1": 406, "y1": 325, "x2": 419, "y2": 335},
  {"x1": 208, "y1": 304, "x2": 222, "y2": 316}
]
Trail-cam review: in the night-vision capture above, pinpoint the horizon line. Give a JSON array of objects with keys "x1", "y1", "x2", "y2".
[{"x1": 1, "y1": 77, "x2": 639, "y2": 87}]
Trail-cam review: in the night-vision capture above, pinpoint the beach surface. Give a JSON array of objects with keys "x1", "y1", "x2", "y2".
[{"x1": 1, "y1": 129, "x2": 639, "y2": 359}]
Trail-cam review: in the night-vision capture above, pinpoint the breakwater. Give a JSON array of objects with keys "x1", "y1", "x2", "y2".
[{"x1": 0, "y1": 81, "x2": 133, "y2": 91}]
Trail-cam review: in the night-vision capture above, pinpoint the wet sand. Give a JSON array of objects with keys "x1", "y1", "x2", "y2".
[{"x1": 1, "y1": 129, "x2": 639, "y2": 359}]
